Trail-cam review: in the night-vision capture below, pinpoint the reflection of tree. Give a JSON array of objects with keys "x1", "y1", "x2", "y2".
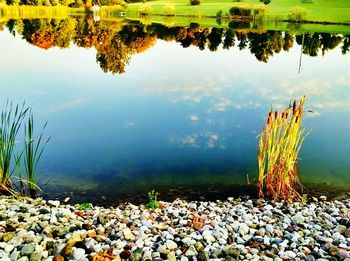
[
  {"x1": 6, "y1": 19, "x2": 16, "y2": 36},
  {"x1": 247, "y1": 31, "x2": 283, "y2": 62},
  {"x1": 6, "y1": 18, "x2": 348, "y2": 74},
  {"x1": 296, "y1": 33, "x2": 342, "y2": 57},
  {"x1": 197, "y1": 28, "x2": 209, "y2": 51},
  {"x1": 223, "y1": 28, "x2": 235, "y2": 50},
  {"x1": 22, "y1": 19, "x2": 54, "y2": 49},
  {"x1": 320, "y1": 33, "x2": 342, "y2": 55},
  {"x1": 341, "y1": 35, "x2": 350, "y2": 54},
  {"x1": 207, "y1": 28, "x2": 223, "y2": 51},
  {"x1": 20, "y1": 18, "x2": 76, "y2": 49},
  {"x1": 236, "y1": 32, "x2": 248, "y2": 50},
  {"x1": 297, "y1": 33, "x2": 320, "y2": 56},
  {"x1": 96, "y1": 34, "x2": 130, "y2": 74},
  {"x1": 283, "y1": 32, "x2": 293, "y2": 51}
]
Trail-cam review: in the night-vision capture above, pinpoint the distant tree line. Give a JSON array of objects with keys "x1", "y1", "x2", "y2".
[{"x1": 3, "y1": 17, "x2": 349, "y2": 74}]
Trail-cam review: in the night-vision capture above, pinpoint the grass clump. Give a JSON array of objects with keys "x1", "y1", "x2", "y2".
[
  {"x1": 257, "y1": 97, "x2": 307, "y2": 201},
  {"x1": 145, "y1": 189, "x2": 160, "y2": 209}
]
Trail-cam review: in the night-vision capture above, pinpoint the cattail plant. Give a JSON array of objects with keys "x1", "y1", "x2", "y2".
[{"x1": 257, "y1": 97, "x2": 307, "y2": 201}]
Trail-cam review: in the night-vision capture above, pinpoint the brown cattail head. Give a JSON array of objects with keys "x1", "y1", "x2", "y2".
[
  {"x1": 267, "y1": 112, "x2": 272, "y2": 124},
  {"x1": 292, "y1": 100, "x2": 297, "y2": 115},
  {"x1": 295, "y1": 116, "x2": 299, "y2": 123},
  {"x1": 298, "y1": 107, "x2": 303, "y2": 117},
  {"x1": 281, "y1": 112, "x2": 285, "y2": 119},
  {"x1": 285, "y1": 110, "x2": 289, "y2": 119},
  {"x1": 275, "y1": 111, "x2": 278, "y2": 120}
]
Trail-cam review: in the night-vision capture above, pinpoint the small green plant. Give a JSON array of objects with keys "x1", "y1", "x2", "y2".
[
  {"x1": 77, "y1": 202, "x2": 93, "y2": 210},
  {"x1": 163, "y1": 3, "x2": 175, "y2": 16},
  {"x1": 145, "y1": 189, "x2": 159, "y2": 209}
]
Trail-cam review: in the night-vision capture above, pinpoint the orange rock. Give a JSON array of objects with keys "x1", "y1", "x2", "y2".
[
  {"x1": 53, "y1": 255, "x2": 64, "y2": 261},
  {"x1": 193, "y1": 215, "x2": 205, "y2": 231},
  {"x1": 86, "y1": 231, "x2": 97, "y2": 238},
  {"x1": 75, "y1": 211, "x2": 84, "y2": 217},
  {"x1": 96, "y1": 230, "x2": 106, "y2": 236},
  {"x1": 92, "y1": 248, "x2": 116, "y2": 261}
]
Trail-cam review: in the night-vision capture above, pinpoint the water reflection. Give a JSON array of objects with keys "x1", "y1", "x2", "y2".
[
  {"x1": 0, "y1": 17, "x2": 349, "y2": 202},
  {"x1": 2, "y1": 17, "x2": 350, "y2": 74}
]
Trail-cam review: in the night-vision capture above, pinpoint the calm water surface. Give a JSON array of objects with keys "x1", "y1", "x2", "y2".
[{"x1": 0, "y1": 18, "x2": 349, "y2": 202}]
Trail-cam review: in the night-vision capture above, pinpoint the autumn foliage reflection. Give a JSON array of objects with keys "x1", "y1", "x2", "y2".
[{"x1": 4, "y1": 17, "x2": 350, "y2": 74}]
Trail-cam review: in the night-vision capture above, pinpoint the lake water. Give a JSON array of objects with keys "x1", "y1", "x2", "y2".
[{"x1": 0, "y1": 17, "x2": 349, "y2": 203}]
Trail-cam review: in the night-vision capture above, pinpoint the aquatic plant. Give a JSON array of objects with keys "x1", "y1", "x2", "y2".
[
  {"x1": 145, "y1": 189, "x2": 160, "y2": 209},
  {"x1": 0, "y1": 101, "x2": 49, "y2": 197},
  {"x1": 77, "y1": 202, "x2": 94, "y2": 210},
  {"x1": 23, "y1": 112, "x2": 50, "y2": 198},
  {"x1": 257, "y1": 97, "x2": 307, "y2": 201},
  {"x1": 0, "y1": 101, "x2": 29, "y2": 194}
]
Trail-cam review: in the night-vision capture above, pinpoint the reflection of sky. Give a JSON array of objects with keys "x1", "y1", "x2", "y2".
[{"x1": 0, "y1": 30, "x2": 349, "y2": 192}]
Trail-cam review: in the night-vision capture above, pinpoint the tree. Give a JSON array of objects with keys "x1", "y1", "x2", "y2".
[
  {"x1": 207, "y1": 28, "x2": 223, "y2": 51},
  {"x1": 222, "y1": 28, "x2": 235, "y2": 50}
]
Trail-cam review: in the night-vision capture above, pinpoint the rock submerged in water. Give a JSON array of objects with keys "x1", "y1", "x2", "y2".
[{"x1": 0, "y1": 195, "x2": 350, "y2": 260}]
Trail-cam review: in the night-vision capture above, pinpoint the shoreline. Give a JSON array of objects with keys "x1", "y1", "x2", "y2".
[
  {"x1": 0, "y1": 5, "x2": 350, "y2": 26},
  {"x1": 0, "y1": 195, "x2": 350, "y2": 260},
  {"x1": 41, "y1": 183, "x2": 350, "y2": 207}
]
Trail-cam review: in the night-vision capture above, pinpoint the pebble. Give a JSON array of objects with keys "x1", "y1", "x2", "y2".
[
  {"x1": 0, "y1": 195, "x2": 348, "y2": 260},
  {"x1": 166, "y1": 240, "x2": 177, "y2": 250},
  {"x1": 48, "y1": 200, "x2": 60, "y2": 208}
]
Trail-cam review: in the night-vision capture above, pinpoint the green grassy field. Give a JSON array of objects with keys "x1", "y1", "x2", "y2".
[{"x1": 125, "y1": 0, "x2": 350, "y2": 24}]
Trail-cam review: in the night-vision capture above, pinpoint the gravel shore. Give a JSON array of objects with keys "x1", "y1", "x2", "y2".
[{"x1": 0, "y1": 195, "x2": 350, "y2": 261}]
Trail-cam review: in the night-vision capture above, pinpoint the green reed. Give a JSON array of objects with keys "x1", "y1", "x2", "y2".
[
  {"x1": 257, "y1": 97, "x2": 307, "y2": 201},
  {"x1": 23, "y1": 112, "x2": 50, "y2": 198},
  {"x1": 0, "y1": 101, "x2": 49, "y2": 197},
  {"x1": 0, "y1": 101, "x2": 28, "y2": 194}
]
